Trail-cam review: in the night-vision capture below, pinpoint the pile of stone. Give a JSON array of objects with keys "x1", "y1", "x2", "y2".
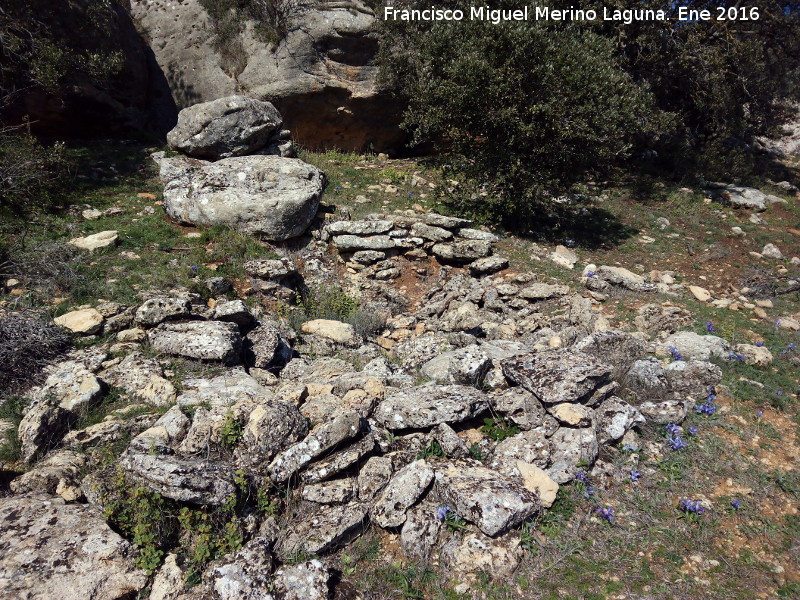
[
  {"x1": 320, "y1": 212, "x2": 508, "y2": 279},
  {"x1": 10, "y1": 242, "x2": 780, "y2": 599},
  {"x1": 154, "y1": 96, "x2": 325, "y2": 241}
]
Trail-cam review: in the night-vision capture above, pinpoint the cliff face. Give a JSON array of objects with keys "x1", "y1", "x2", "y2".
[
  {"x1": 2, "y1": 0, "x2": 176, "y2": 138},
  {"x1": 129, "y1": 0, "x2": 407, "y2": 153}
]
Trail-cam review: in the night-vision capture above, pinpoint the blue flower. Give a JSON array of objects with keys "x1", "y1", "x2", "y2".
[
  {"x1": 789, "y1": 343, "x2": 796, "y2": 351},
  {"x1": 630, "y1": 470, "x2": 641, "y2": 482},
  {"x1": 665, "y1": 423, "x2": 680, "y2": 436},
  {"x1": 586, "y1": 271, "x2": 596, "y2": 278},
  {"x1": 687, "y1": 426, "x2": 698, "y2": 436},
  {"x1": 189, "y1": 265, "x2": 198, "y2": 272},
  {"x1": 756, "y1": 341, "x2": 764, "y2": 347},
  {"x1": 575, "y1": 472, "x2": 590, "y2": 483},
  {"x1": 669, "y1": 346, "x2": 683, "y2": 361},
  {"x1": 670, "y1": 435, "x2": 688, "y2": 450},
  {"x1": 730, "y1": 499, "x2": 742, "y2": 510},
  {"x1": 706, "y1": 321, "x2": 715, "y2": 332},
  {"x1": 595, "y1": 506, "x2": 615, "y2": 523},
  {"x1": 583, "y1": 485, "x2": 595, "y2": 499},
  {"x1": 696, "y1": 402, "x2": 717, "y2": 415},
  {"x1": 679, "y1": 498, "x2": 705, "y2": 515},
  {"x1": 436, "y1": 506, "x2": 451, "y2": 521},
  {"x1": 757, "y1": 409, "x2": 763, "y2": 419},
  {"x1": 622, "y1": 444, "x2": 636, "y2": 452},
  {"x1": 776, "y1": 390, "x2": 783, "y2": 396}
]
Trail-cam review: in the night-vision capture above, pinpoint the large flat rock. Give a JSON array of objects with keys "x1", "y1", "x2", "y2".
[
  {"x1": 0, "y1": 495, "x2": 148, "y2": 600},
  {"x1": 158, "y1": 155, "x2": 323, "y2": 241}
]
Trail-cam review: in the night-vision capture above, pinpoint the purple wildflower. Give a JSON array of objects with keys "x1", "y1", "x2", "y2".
[
  {"x1": 630, "y1": 470, "x2": 641, "y2": 482},
  {"x1": 189, "y1": 265, "x2": 198, "y2": 271},
  {"x1": 586, "y1": 271, "x2": 596, "y2": 278},
  {"x1": 789, "y1": 343, "x2": 796, "y2": 351},
  {"x1": 757, "y1": 409, "x2": 764, "y2": 420},
  {"x1": 696, "y1": 402, "x2": 717, "y2": 415},
  {"x1": 706, "y1": 321, "x2": 715, "y2": 332},
  {"x1": 776, "y1": 390, "x2": 783, "y2": 396},
  {"x1": 679, "y1": 498, "x2": 706, "y2": 515},
  {"x1": 687, "y1": 426, "x2": 698, "y2": 436},
  {"x1": 730, "y1": 499, "x2": 742, "y2": 510},
  {"x1": 622, "y1": 444, "x2": 636, "y2": 452},
  {"x1": 575, "y1": 472, "x2": 590, "y2": 484},
  {"x1": 670, "y1": 435, "x2": 688, "y2": 450},
  {"x1": 436, "y1": 506, "x2": 451, "y2": 521},
  {"x1": 595, "y1": 506, "x2": 615, "y2": 523},
  {"x1": 756, "y1": 341, "x2": 764, "y2": 347},
  {"x1": 669, "y1": 346, "x2": 683, "y2": 361},
  {"x1": 583, "y1": 485, "x2": 595, "y2": 499},
  {"x1": 665, "y1": 423, "x2": 681, "y2": 437}
]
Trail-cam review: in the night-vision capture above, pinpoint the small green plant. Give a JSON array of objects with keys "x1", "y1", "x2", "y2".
[
  {"x1": 437, "y1": 506, "x2": 469, "y2": 533},
  {"x1": 480, "y1": 416, "x2": 520, "y2": 442},
  {"x1": 256, "y1": 485, "x2": 280, "y2": 516},
  {"x1": 219, "y1": 411, "x2": 243, "y2": 450},
  {"x1": 416, "y1": 439, "x2": 445, "y2": 460},
  {"x1": 468, "y1": 442, "x2": 487, "y2": 462},
  {"x1": 100, "y1": 469, "x2": 178, "y2": 574}
]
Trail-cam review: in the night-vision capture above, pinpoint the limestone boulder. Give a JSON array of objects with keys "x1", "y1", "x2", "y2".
[
  {"x1": 434, "y1": 459, "x2": 539, "y2": 536},
  {"x1": 148, "y1": 321, "x2": 242, "y2": 364},
  {"x1": 501, "y1": 350, "x2": 612, "y2": 404},
  {"x1": 167, "y1": 95, "x2": 283, "y2": 159},
  {"x1": 0, "y1": 495, "x2": 148, "y2": 600},
  {"x1": 371, "y1": 459, "x2": 435, "y2": 528},
  {"x1": 373, "y1": 384, "x2": 489, "y2": 430},
  {"x1": 158, "y1": 155, "x2": 323, "y2": 241},
  {"x1": 54, "y1": 308, "x2": 104, "y2": 334}
]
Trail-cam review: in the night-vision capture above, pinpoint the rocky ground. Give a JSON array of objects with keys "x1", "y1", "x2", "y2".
[{"x1": 1, "y1": 102, "x2": 799, "y2": 600}]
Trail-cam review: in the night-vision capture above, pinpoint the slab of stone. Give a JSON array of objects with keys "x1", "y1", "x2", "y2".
[
  {"x1": 300, "y1": 319, "x2": 357, "y2": 345},
  {"x1": 431, "y1": 240, "x2": 492, "y2": 263},
  {"x1": 332, "y1": 234, "x2": 396, "y2": 251},
  {"x1": 119, "y1": 452, "x2": 236, "y2": 505},
  {"x1": 518, "y1": 283, "x2": 570, "y2": 301},
  {"x1": 54, "y1": 308, "x2": 104, "y2": 334},
  {"x1": 134, "y1": 295, "x2": 192, "y2": 327},
  {"x1": 373, "y1": 384, "x2": 489, "y2": 430},
  {"x1": 167, "y1": 95, "x2": 283, "y2": 159},
  {"x1": 275, "y1": 502, "x2": 368, "y2": 559},
  {"x1": 0, "y1": 495, "x2": 148, "y2": 600},
  {"x1": 273, "y1": 559, "x2": 330, "y2": 600},
  {"x1": 372, "y1": 459, "x2": 435, "y2": 528},
  {"x1": 327, "y1": 220, "x2": 394, "y2": 236},
  {"x1": 501, "y1": 350, "x2": 612, "y2": 404},
  {"x1": 68, "y1": 230, "x2": 118, "y2": 251},
  {"x1": 160, "y1": 155, "x2": 323, "y2": 241},
  {"x1": 434, "y1": 459, "x2": 539, "y2": 536},
  {"x1": 301, "y1": 434, "x2": 377, "y2": 483},
  {"x1": 148, "y1": 321, "x2": 242, "y2": 364},
  {"x1": 268, "y1": 411, "x2": 361, "y2": 483}
]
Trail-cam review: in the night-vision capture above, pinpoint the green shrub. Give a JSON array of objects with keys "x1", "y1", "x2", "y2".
[
  {"x1": 380, "y1": 7, "x2": 660, "y2": 228},
  {"x1": 0, "y1": 133, "x2": 69, "y2": 218}
]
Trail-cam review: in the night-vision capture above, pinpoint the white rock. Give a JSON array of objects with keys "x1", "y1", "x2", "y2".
[
  {"x1": 54, "y1": 308, "x2": 104, "y2": 334},
  {"x1": 68, "y1": 230, "x2": 118, "y2": 251}
]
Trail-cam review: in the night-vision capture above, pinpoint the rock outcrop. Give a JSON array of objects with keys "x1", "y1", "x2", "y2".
[
  {"x1": 129, "y1": 0, "x2": 406, "y2": 153},
  {"x1": 0, "y1": 495, "x2": 148, "y2": 600}
]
